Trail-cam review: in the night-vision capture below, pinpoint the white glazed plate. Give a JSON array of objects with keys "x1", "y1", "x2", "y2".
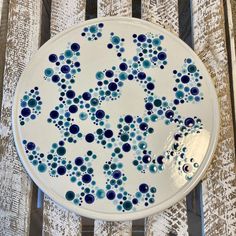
[{"x1": 12, "y1": 17, "x2": 220, "y2": 221}]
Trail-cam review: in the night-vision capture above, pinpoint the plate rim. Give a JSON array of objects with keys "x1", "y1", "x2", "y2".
[{"x1": 12, "y1": 16, "x2": 220, "y2": 221}]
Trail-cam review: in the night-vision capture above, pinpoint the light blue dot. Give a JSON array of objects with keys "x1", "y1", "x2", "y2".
[
  {"x1": 44, "y1": 68, "x2": 54, "y2": 77},
  {"x1": 96, "y1": 71, "x2": 104, "y2": 80},
  {"x1": 111, "y1": 36, "x2": 120, "y2": 45},
  {"x1": 38, "y1": 163, "x2": 47, "y2": 172}
]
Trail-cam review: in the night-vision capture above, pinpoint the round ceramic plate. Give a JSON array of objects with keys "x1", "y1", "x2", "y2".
[{"x1": 12, "y1": 17, "x2": 219, "y2": 221}]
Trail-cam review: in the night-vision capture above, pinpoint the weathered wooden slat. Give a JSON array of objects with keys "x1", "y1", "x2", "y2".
[
  {"x1": 0, "y1": 0, "x2": 42, "y2": 235},
  {"x1": 42, "y1": 1, "x2": 85, "y2": 235},
  {"x1": 0, "y1": 0, "x2": 9, "y2": 110},
  {"x1": 142, "y1": 1, "x2": 189, "y2": 235},
  {"x1": 93, "y1": 1, "x2": 133, "y2": 236},
  {"x1": 192, "y1": 0, "x2": 236, "y2": 235}
]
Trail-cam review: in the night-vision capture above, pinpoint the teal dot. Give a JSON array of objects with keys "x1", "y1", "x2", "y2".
[
  {"x1": 143, "y1": 60, "x2": 151, "y2": 68},
  {"x1": 28, "y1": 99, "x2": 37, "y2": 108},
  {"x1": 90, "y1": 25, "x2": 98, "y2": 33},
  {"x1": 150, "y1": 187, "x2": 156, "y2": 193},
  {"x1": 111, "y1": 36, "x2": 120, "y2": 45},
  {"x1": 176, "y1": 91, "x2": 184, "y2": 99},
  {"x1": 96, "y1": 71, "x2": 104, "y2": 80},
  {"x1": 149, "y1": 164, "x2": 157, "y2": 173},
  {"x1": 149, "y1": 198, "x2": 155, "y2": 204},
  {"x1": 65, "y1": 191, "x2": 75, "y2": 201},
  {"x1": 57, "y1": 147, "x2": 66, "y2": 156},
  {"x1": 44, "y1": 68, "x2": 54, "y2": 77},
  {"x1": 119, "y1": 72, "x2": 127, "y2": 80},
  {"x1": 38, "y1": 163, "x2": 46, "y2": 173},
  {"x1": 32, "y1": 160, "x2": 38, "y2": 166},
  {"x1": 79, "y1": 112, "x2": 88, "y2": 120},
  {"x1": 71, "y1": 176, "x2": 76, "y2": 182},
  {"x1": 121, "y1": 134, "x2": 129, "y2": 142},
  {"x1": 138, "y1": 141, "x2": 147, "y2": 150},
  {"x1": 152, "y1": 38, "x2": 161, "y2": 46},
  {"x1": 90, "y1": 98, "x2": 99, "y2": 106},
  {"x1": 23, "y1": 95, "x2": 29, "y2": 101},
  {"x1": 150, "y1": 114, "x2": 158, "y2": 122},
  {"x1": 65, "y1": 50, "x2": 73, "y2": 58},
  {"x1": 117, "y1": 205, "x2": 122, "y2": 211},
  {"x1": 188, "y1": 64, "x2": 197, "y2": 73},
  {"x1": 136, "y1": 192, "x2": 142, "y2": 198},
  {"x1": 123, "y1": 200, "x2": 133, "y2": 211},
  {"x1": 154, "y1": 99, "x2": 162, "y2": 107}
]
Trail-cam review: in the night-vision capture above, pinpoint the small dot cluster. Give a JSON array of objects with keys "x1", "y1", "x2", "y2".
[
  {"x1": 19, "y1": 87, "x2": 42, "y2": 126},
  {"x1": 81, "y1": 23, "x2": 104, "y2": 41}
]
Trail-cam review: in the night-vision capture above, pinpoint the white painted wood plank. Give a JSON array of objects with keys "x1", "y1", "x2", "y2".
[
  {"x1": 93, "y1": 1, "x2": 133, "y2": 236},
  {"x1": 142, "y1": 1, "x2": 189, "y2": 235},
  {"x1": 42, "y1": 1, "x2": 85, "y2": 236},
  {"x1": 0, "y1": 0, "x2": 42, "y2": 235},
  {"x1": 192, "y1": 0, "x2": 236, "y2": 235}
]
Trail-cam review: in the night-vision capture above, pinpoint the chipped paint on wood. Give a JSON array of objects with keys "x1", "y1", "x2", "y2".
[
  {"x1": 42, "y1": 1, "x2": 85, "y2": 236},
  {"x1": 0, "y1": 0, "x2": 42, "y2": 235},
  {"x1": 192, "y1": 0, "x2": 236, "y2": 235}
]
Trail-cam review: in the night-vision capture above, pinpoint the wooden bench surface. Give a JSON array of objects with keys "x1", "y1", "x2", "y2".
[{"x1": 0, "y1": 0, "x2": 235, "y2": 235}]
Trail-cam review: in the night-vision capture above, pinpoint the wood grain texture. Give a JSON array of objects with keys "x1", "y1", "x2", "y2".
[
  {"x1": 0, "y1": 0, "x2": 42, "y2": 235},
  {"x1": 141, "y1": 0, "x2": 179, "y2": 35},
  {"x1": 42, "y1": 1, "x2": 85, "y2": 235},
  {"x1": 93, "y1": 1, "x2": 133, "y2": 236},
  {"x1": 142, "y1": 1, "x2": 189, "y2": 235},
  {"x1": 0, "y1": 0, "x2": 9, "y2": 110},
  {"x1": 192, "y1": 0, "x2": 236, "y2": 235}
]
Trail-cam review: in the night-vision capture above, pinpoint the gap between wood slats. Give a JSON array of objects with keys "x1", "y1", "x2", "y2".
[
  {"x1": 178, "y1": 1, "x2": 204, "y2": 236},
  {"x1": 29, "y1": 1, "x2": 51, "y2": 236}
]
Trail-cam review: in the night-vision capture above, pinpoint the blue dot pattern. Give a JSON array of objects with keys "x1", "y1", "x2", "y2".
[{"x1": 21, "y1": 23, "x2": 204, "y2": 212}]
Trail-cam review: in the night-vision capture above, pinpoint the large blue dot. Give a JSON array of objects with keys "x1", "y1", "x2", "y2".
[
  {"x1": 27, "y1": 142, "x2": 35, "y2": 150},
  {"x1": 21, "y1": 108, "x2": 31, "y2": 117},
  {"x1": 112, "y1": 170, "x2": 121, "y2": 179},
  {"x1": 69, "y1": 124, "x2": 80, "y2": 134},
  {"x1": 69, "y1": 105, "x2": 78, "y2": 113},
  {"x1": 137, "y1": 72, "x2": 146, "y2": 80},
  {"x1": 52, "y1": 75, "x2": 60, "y2": 83},
  {"x1": 147, "y1": 83, "x2": 155, "y2": 90},
  {"x1": 125, "y1": 115, "x2": 133, "y2": 123},
  {"x1": 95, "y1": 110, "x2": 105, "y2": 119},
  {"x1": 181, "y1": 75, "x2": 190, "y2": 83},
  {"x1": 82, "y1": 174, "x2": 91, "y2": 183},
  {"x1": 57, "y1": 166, "x2": 66, "y2": 175},
  {"x1": 104, "y1": 129, "x2": 113, "y2": 138},
  {"x1": 61, "y1": 65, "x2": 70, "y2": 73},
  {"x1": 106, "y1": 190, "x2": 116, "y2": 200},
  {"x1": 85, "y1": 133, "x2": 94, "y2": 143},
  {"x1": 142, "y1": 155, "x2": 151, "y2": 163},
  {"x1": 108, "y1": 82, "x2": 117, "y2": 91},
  {"x1": 165, "y1": 110, "x2": 174, "y2": 119},
  {"x1": 184, "y1": 117, "x2": 195, "y2": 127},
  {"x1": 50, "y1": 110, "x2": 59, "y2": 119},
  {"x1": 105, "y1": 70, "x2": 114, "y2": 78},
  {"x1": 82, "y1": 92, "x2": 91, "y2": 101},
  {"x1": 75, "y1": 157, "x2": 84, "y2": 166},
  {"x1": 139, "y1": 122, "x2": 148, "y2": 131},
  {"x1": 190, "y1": 87, "x2": 199, "y2": 95},
  {"x1": 139, "y1": 183, "x2": 149, "y2": 193},
  {"x1": 119, "y1": 63, "x2": 128, "y2": 71},
  {"x1": 137, "y1": 34, "x2": 146, "y2": 42},
  {"x1": 122, "y1": 143, "x2": 131, "y2": 152},
  {"x1": 66, "y1": 90, "x2": 75, "y2": 99},
  {"x1": 157, "y1": 155, "x2": 164, "y2": 164},
  {"x1": 85, "y1": 194, "x2": 94, "y2": 204},
  {"x1": 49, "y1": 54, "x2": 58, "y2": 62},
  {"x1": 145, "y1": 103, "x2": 153, "y2": 110},
  {"x1": 71, "y1": 43, "x2": 80, "y2": 51},
  {"x1": 158, "y1": 52, "x2": 167, "y2": 60}
]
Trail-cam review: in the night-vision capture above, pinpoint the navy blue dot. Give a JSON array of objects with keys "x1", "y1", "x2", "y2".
[
  {"x1": 61, "y1": 65, "x2": 70, "y2": 73},
  {"x1": 95, "y1": 110, "x2": 105, "y2": 119},
  {"x1": 137, "y1": 72, "x2": 146, "y2": 80},
  {"x1": 137, "y1": 34, "x2": 146, "y2": 42},
  {"x1": 174, "y1": 99, "x2": 179, "y2": 105},
  {"x1": 108, "y1": 82, "x2": 117, "y2": 91},
  {"x1": 69, "y1": 105, "x2": 78, "y2": 113},
  {"x1": 105, "y1": 70, "x2": 114, "y2": 78},
  {"x1": 50, "y1": 110, "x2": 59, "y2": 119},
  {"x1": 165, "y1": 110, "x2": 174, "y2": 119},
  {"x1": 74, "y1": 62, "x2": 80, "y2": 67},
  {"x1": 139, "y1": 122, "x2": 148, "y2": 131},
  {"x1": 57, "y1": 166, "x2": 66, "y2": 175},
  {"x1": 181, "y1": 75, "x2": 190, "y2": 83},
  {"x1": 112, "y1": 170, "x2": 121, "y2": 179},
  {"x1": 119, "y1": 63, "x2": 128, "y2": 71},
  {"x1": 75, "y1": 157, "x2": 84, "y2": 166},
  {"x1": 190, "y1": 87, "x2": 199, "y2": 95},
  {"x1": 128, "y1": 74, "x2": 133, "y2": 80},
  {"x1": 132, "y1": 198, "x2": 138, "y2": 204},
  {"x1": 104, "y1": 129, "x2": 113, "y2": 138},
  {"x1": 142, "y1": 155, "x2": 151, "y2": 163},
  {"x1": 52, "y1": 75, "x2": 60, "y2": 83},
  {"x1": 125, "y1": 115, "x2": 133, "y2": 123},
  {"x1": 85, "y1": 194, "x2": 95, "y2": 204},
  {"x1": 139, "y1": 183, "x2": 149, "y2": 193},
  {"x1": 107, "y1": 43, "x2": 113, "y2": 49},
  {"x1": 69, "y1": 124, "x2": 80, "y2": 134},
  {"x1": 49, "y1": 54, "x2": 58, "y2": 62},
  {"x1": 85, "y1": 133, "x2": 94, "y2": 143},
  {"x1": 27, "y1": 142, "x2": 35, "y2": 150},
  {"x1": 82, "y1": 92, "x2": 91, "y2": 101},
  {"x1": 71, "y1": 43, "x2": 80, "y2": 51},
  {"x1": 147, "y1": 83, "x2": 155, "y2": 90},
  {"x1": 145, "y1": 103, "x2": 153, "y2": 110},
  {"x1": 82, "y1": 174, "x2": 91, "y2": 183},
  {"x1": 122, "y1": 143, "x2": 131, "y2": 152},
  {"x1": 157, "y1": 155, "x2": 164, "y2": 164},
  {"x1": 21, "y1": 108, "x2": 31, "y2": 117},
  {"x1": 158, "y1": 52, "x2": 167, "y2": 60},
  {"x1": 184, "y1": 118, "x2": 195, "y2": 127},
  {"x1": 66, "y1": 90, "x2": 75, "y2": 99},
  {"x1": 98, "y1": 23, "x2": 104, "y2": 28},
  {"x1": 106, "y1": 190, "x2": 116, "y2": 200}
]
